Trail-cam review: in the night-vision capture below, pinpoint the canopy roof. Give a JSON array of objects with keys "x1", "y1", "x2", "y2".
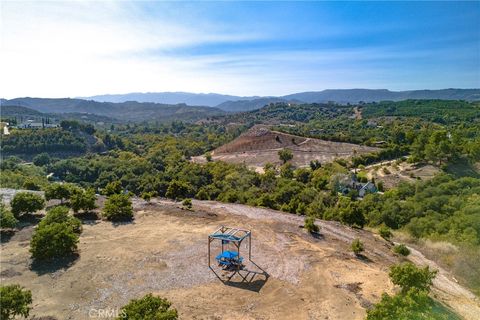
[{"x1": 209, "y1": 226, "x2": 251, "y2": 243}]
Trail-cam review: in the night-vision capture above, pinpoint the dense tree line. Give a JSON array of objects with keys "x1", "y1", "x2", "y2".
[
  {"x1": 361, "y1": 99, "x2": 480, "y2": 125},
  {"x1": 1, "y1": 128, "x2": 87, "y2": 154}
]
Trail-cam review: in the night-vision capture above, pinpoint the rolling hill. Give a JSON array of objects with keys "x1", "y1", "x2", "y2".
[
  {"x1": 1, "y1": 98, "x2": 225, "y2": 123},
  {"x1": 283, "y1": 88, "x2": 480, "y2": 104},
  {"x1": 79, "y1": 92, "x2": 260, "y2": 108},
  {"x1": 79, "y1": 88, "x2": 480, "y2": 111}
]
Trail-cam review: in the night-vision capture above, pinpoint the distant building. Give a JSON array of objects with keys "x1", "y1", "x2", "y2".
[
  {"x1": 0, "y1": 122, "x2": 10, "y2": 135},
  {"x1": 335, "y1": 173, "x2": 377, "y2": 198},
  {"x1": 358, "y1": 181, "x2": 377, "y2": 197},
  {"x1": 373, "y1": 141, "x2": 387, "y2": 146},
  {"x1": 15, "y1": 120, "x2": 59, "y2": 129}
]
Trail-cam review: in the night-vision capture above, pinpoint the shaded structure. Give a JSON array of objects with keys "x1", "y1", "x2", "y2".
[
  {"x1": 208, "y1": 226, "x2": 251, "y2": 270},
  {"x1": 208, "y1": 226, "x2": 269, "y2": 292}
]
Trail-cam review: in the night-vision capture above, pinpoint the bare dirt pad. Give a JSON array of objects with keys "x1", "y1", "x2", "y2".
[
  {"x1": 362, "y1": 161, "x2": 440, "y2": 189},
  {"x1": 1, "y1": 199, "x2": 478, "y2": 320},
  {"x1": 192, "y1": 126, "x2": 379, "y2": 171}
]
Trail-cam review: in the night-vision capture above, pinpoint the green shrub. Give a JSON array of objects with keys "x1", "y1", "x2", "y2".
[
  {"x1": 182, "y1": 198, "x2": 192, "y2": 209},
  {"x1": 278, "y1": 148, "x2": 293, "y2": 164},
  {"x1": 118, "y1": 293, "x2": 178, "y2": 320},
  {"x1": 39, "y1": 206, "x2": 82, "y2": 234},
  {"x1": 166, "y1": 180, "x2": 192, "y2": 200},
  {"x1": 339, "y1": 202, "x2": 365, "y2": 228},
  {"x1": 377, "y1": 181, "x2": 384, "y2": 192},
  {"x1": 351, "y1": 238, "x2": 364, "y2": 255},
  {"x1": 30, "y1": 222, "x2": 79, "y2": 260},
  {"x1": 294, "y1": 168, "x2": 311, "y2": 183},
  {"x1": 141, "y1": 191, "x2": 154, "y2": 202},
  {"x1": 103, "y1": 194, "x2": 133, "y2": 221},
  {"x1": 366, "y1": 288, "x2": 432, "y2": 320},
  {"x1": 280, "y1": 163, "x2": 294, "y2": 179},
  {"x1": 11, "y1": 192, "x2": 45, "y2": 218},
  {"x1": 0, "y1": 203, "x2": 18, "y2": 229},
  {"x1": 205, "y1": 152, "x2": 212, "y2": 162},
  {"x1": 367, "y1": 262, "x2": 439, "y2": 320},
  {"x1": 379, "y1": 225, "x2": 392, "y2": 240},
  {"x1": 33, "y1": 152, "x2": 51, "y2": 166},
  {"x1": 393, "y1": 244, "x2": 411, "y2": 256},
  {"x1": 70, "y1": 188, "x2": 96, "y2": 214},
  {"x1": 23, "y1": 179, "x2": 41, "y2": 191},
  {"x1": 0, "y1": 284, "x2": 32, "y2": 320},
  {"x1": 103, "y1": 181, "x2": 123, "y2": 196},
  {"x1": 44, "y1": 183, "x2": 74, "y2": 203},
  {"x1": 304, "y1": 216, "x2": 319, "y2": 233},
  {"x1": 389, "y1": 262, "x2": 437, "y2": 294}
]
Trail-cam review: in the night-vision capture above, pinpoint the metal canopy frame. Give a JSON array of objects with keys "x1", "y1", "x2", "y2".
[{"x1": 208, "y1": 225, "x2": 252, "y2": 268}]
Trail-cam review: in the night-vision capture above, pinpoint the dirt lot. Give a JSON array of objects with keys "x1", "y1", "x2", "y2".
[
  {"x1": 360, "y1": 160, "x2": 441, "y2": 189},
  {"x1": 1, "y1": 198, "x2": 478, "y2": 320},
  {"x1": 192, "y1": 126, "x2": 379, "y2": 172}
]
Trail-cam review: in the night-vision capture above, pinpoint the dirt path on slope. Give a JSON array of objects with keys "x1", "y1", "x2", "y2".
[{"x1": 407, "y1": 246, "x2": 480, "y2": 320}]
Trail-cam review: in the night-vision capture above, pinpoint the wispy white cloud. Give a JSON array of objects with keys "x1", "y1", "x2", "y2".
[
  {"x1": 0, "y1": 1, "x2": 478, "y2": 98},
  {"x1": 0, "y1": 1, "x2": 267, "y2": 97}
]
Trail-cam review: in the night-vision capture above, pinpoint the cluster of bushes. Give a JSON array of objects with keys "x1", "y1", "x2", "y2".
[
  {"x1": 351, "y1": 146, "x2": 408, "y2": 167},
  {"x1": 0, "y1": 157, "x2": 49, "y2": 190},
  {"x1": 45, "y1": 183, "x2": 96, "y2": 214},
  {"x1": 0, "y1": 128, "x2": 87, "y2": 154},
  {"x1": 30, "y1": 206, "x2": 81, "y2": 260},
  {"x1": 361, "y1": 100, "x2": 480, "y2": 125}
]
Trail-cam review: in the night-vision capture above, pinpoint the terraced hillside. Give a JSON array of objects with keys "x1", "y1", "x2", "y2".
[{"x1": 193, "y1": 126, "x2": 379, "y2": 171}]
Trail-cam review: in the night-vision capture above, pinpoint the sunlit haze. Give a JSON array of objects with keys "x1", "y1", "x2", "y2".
[{"x1": 1, "y1": 1, "x2": 479, "y2": 98}]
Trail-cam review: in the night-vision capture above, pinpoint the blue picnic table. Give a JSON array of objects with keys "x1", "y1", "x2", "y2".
[{"x1": 215, "y1": 251, "x2": 243, "y2": 267}]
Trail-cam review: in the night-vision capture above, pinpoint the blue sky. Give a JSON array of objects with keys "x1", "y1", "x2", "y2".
[{"x1": 1, "y1": 1, "x2": 479, "y2": 98}]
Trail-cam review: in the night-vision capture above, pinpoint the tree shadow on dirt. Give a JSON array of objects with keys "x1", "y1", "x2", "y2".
[
  {"x1": 210, "y1": 260, "x2": 269, "y2": 293},
  {"x1": 111, "y1": 220, "x2": 136, "y2": 228},
  {"x1": 0, "y1": 229, "x2": 15, "y2": 243},
  {"x1": 310, "y1": 232, "x2": 325, "y2": 240},
  {"x1": 1, "y1": 213, "x2": 44, "y2": 244},
  {"x1": 74, "y1": 211, "x2": 101, "y2": 226},
  {"x1": 30, "y1": 254, "x2": 79, "y2": 275},
  {"x1": 355, "y1": 254, "x2": 373, "y2": 263},
  {"x1": 18, "y1": 213, "x2": 43, "y2": 225}
]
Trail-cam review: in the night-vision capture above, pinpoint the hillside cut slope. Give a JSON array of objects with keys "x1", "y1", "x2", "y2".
[{"x1": 194, "y1": 126, "x2": 379, "y2": 170}]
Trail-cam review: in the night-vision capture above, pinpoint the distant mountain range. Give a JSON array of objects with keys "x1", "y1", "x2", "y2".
[
  {"x1": 1, "y1": 89, "x2": 478, "y2": 123},
  {"x1": 0, "y1": 98, "x2": 225, "y2": 123},
  {"x1": 81, "y1": 89, "x2": 480, "y2": 112},
  {"x1": 79, "y1": 92, "x2": 262, "y2": 108}
]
